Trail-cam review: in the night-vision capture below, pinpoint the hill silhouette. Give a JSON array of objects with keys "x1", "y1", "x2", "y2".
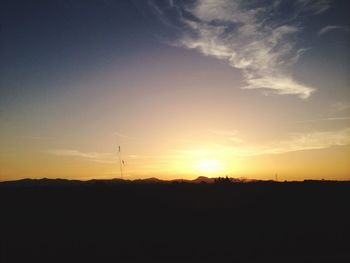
[
  {"x1": 1, "y1": 178, "x2": 349, "y2": 262},
  {"x1": 0, "y1": 176, "x2": 270, "y2": 187}
]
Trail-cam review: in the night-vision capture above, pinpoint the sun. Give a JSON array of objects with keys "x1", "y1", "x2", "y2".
[{"x1": 194, "y1": 159, "x2": 223, "y2": 174}]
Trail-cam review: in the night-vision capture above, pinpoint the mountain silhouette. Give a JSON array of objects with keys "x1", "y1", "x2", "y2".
[
  {"x1": 0, "y1": 176, "x2": 257, "y2": 186},
  {"x1": 192, "y1": 176, "x2": 216, "y2": 183}
]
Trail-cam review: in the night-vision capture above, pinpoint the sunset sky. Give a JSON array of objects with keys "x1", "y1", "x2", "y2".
[{"x1": 1, "y1": 0, "x2": 349, "y2": 181}]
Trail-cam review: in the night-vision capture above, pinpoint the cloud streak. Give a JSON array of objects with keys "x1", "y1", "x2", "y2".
[
  {"x1": 318, "y1": 25, "x2": 349, "y2": 36},
  {"x1": 295, "y1": 117, "x2": 350, "y2": 123},
  {"x1": 255, "y1": 128, "x2": 350, "y2": 155},
  {"x1": 47, "y1": 127, "x2": 350, "y2": 173},
  {"x1": 113, "y1": 131, "x2": 134, "y2": 139},
  {"x1": 48, "y1": 149, "x2": 115, "y2": 163},
  {"x1": 173, "y1": 127, "x2": 350, "y2": 158},
  {"x1": 150, "y1": 0, "x2": 333, "y2": 99}
]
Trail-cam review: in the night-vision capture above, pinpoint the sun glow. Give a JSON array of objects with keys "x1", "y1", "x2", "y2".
[{"x1": 194, "y1": 159, "x2": 224, "y2": 173}]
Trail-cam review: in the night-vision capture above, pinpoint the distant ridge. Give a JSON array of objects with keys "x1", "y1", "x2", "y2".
[
  {"x1": 0, "y1": 176, "x2": 253, "y2": 186},
  {"x1": 1, "y1": 176, "x2": 347, "y2": 187}
]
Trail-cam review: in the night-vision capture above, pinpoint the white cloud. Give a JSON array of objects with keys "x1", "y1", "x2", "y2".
[
  {"x1": 150, "y1": 0, "x2": 334, "y2": 99},
  {"x1": 318, "y1": 25, "x2": 349, "y2": 36}
]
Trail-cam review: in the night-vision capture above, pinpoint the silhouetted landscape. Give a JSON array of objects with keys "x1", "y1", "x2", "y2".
[
  {"x1": 1, "y1": 178, "x2": 349, "y2": 262},
  {"x1": 2, "y1": 0, "x2": 350, "y2": 262}
]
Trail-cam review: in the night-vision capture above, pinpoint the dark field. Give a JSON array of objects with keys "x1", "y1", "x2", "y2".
[{"x1": 1, "y1": 180, "x2": 350, "y2": 262}]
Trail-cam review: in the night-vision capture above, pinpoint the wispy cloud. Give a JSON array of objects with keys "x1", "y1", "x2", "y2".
[
  {"x1": 318, "y1": 25, "x2": 349, "y2": 36},
  {"x1": 48, "y1": 149, "x2": 115, "y2": 163},
  {"x1": 331, "y1": 102, "x2": 350, "y2": 112},
  {"x1": 210, "y1": 129, "x2": 243, "y2": 143},
  {"x1": 296, "y1": 0, "x2": 332, "y2": 15},
  {"x1": 113, "y1": 131, "x2": 134, "y2": 139},
  {"x1": 173, "y1": 127, "x2": 350, "y2": 158},
  {"x1": 17, "y1": 135, "x2": 53, "y2": 140},
  {"x1": 255, "y1": 128, "x2": 350, "y2": 155},
  {"x1": 47, "y1": 127, "x2": 350, "y2": 172},
  {"x1": 149, "y1": 0, "x2": 333, "y2": 99},
  {"x1": 296, "y1": 117, "x2": 350, "y2": 123}
]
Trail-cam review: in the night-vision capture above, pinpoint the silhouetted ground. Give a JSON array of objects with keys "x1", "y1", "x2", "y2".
[{"x1": 1, "y1": 180, "x2": 349, "y2": 262}]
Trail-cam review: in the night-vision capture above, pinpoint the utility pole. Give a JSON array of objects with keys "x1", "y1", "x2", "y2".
[{"x1": 118, "y1": 145, "x2": 123, "y2": 179}]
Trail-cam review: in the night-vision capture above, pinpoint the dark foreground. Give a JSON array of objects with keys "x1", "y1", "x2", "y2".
[{"x1": 1, "y1": 180, "x2": 350, "y2": 262}]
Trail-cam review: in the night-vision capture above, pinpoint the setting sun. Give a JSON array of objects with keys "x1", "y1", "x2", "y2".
[{"x1": 194, "y1": 159, "x2": 224, "y2": 174}]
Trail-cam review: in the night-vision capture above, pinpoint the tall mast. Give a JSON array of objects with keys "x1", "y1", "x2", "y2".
[{"x1": 118, "y1": 145, "x2": 123, "y2": 179}]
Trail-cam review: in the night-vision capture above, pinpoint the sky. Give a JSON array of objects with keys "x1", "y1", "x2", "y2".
[{"x1": 0, "y1": 0, "x2": 349, "y2": 181}]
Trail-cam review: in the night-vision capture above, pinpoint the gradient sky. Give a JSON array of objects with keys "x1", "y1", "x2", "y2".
[{"x1": 1, "y1": 0, "x2": 349, "y2": 181}]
